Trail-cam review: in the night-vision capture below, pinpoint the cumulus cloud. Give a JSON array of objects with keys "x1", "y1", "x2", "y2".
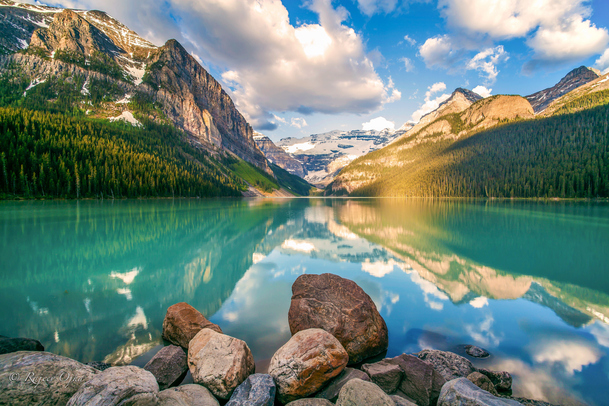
[
  {"x1": 38, "y1": 0, "x2": 397, "y2": 130},
  {"x1": 466, "y1": 46, "x2": 508, "y2": 84},
  {"x1": 403, "y1": 34, "x2": 416, "y2": 46},
  {"x1": 419, "y1": 35, "x2": 464, "y2": 70},
  {"x1": 356, "y1": 0, "x2": 399, "y2": 16},
  {"x1": 410, "y1": 82, "x2": 451, "y2": 122},
  {"x1": 362, "y1": 117, "x2": 395, "y2": 131},
  {"x1": 438, "y1": 0, "x2": 609, "y2": 68},
  {"x1": 530, "y1": 338, "x2": 602, "y2": 375},
  {"x1": 595, "y1": 49, "x2": 609, "y2": 74},
  {"x1": 401, "y1": 57, "x2": 415, "y2": 72},
  {"x1": 472, "y1": 85, "x2": 492, "y2": 98},
  {"x1": 290, "y1": 117, "x2": 308, "y2": 129}
]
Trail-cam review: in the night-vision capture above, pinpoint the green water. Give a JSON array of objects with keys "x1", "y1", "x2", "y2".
[{"x1": 1, "y1": 199, "x2": 608, "y2": 405}]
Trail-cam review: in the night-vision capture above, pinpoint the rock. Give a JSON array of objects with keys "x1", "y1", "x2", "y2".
[
  {"x1": 67, "y1": 365, "x2": 159, "y2": 405},
  {"x1": 144, "y1": 345, "x2": 188, "y2": 390},
  {"x1": 158, "y1": 384, "x2": 219, "y2": 406},
  {"x1": 336, "y1": 379, "x2": 395, "y2": 406},
  {"x1": 286, "y1": 400, "x2": 334, "y2": 406},
  {"x1": 0, "y1": 351, "x2": 99, "y2": 406},
  {"x1": 0, "y1": 337, "x2": 44, "y2": 355},
  {"x1": 464, "y1": 346, "x2": 490, "y2": 358},
  {"x1": 288, "y1": 273, "x2": 388, "y2": 364},
  {"x1": 269, "y1": 328, "x2": 348, "y2": 404},
  {"x1": 477, "y1": 369, "x2": 512, "y2": 392},
  {"x1": 438, "y1": 378, "x2": 523, "y2": 406},
  {"x1": 511, "y1": 398, "x2": 557, "y2": 406},
  {"x1": 188, "y1": 329, "x2": 254, "y2": 400},
  {"x1": 391, "y1": 395, "x2": 417, "y2": 406},
  {"x1": 467, "y1": 372, "x2": 498, "y2": 396},
  {"x1": 162, "y1": 302, "x2": 222, "y2": 349},
  {"x1": 361, "y1": 360, "x2": 403, "y2": 394},
  {"x1": 315, "y1": 367, "x2": 370, "y2": 402},
  {"x1": 417, "y1": 350, "x2": 476, "y2": 382},
  {"x1": 226, "y1": 374, "x2": 275, "y2": 406},
  {"x1": 85, "y1": 361, "x2": 112, "y2": 371},
  {"x1": 387, "y1": 354, "x2": 445, "y2": 406}
]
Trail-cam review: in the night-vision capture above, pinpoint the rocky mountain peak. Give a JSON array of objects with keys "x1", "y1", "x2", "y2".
[
  {"x1": 454, "y1": 87, "x2": 484, "y2": 103},
  {"x1": 526, "y1": 66, "x2": 600, "y2": 113}
]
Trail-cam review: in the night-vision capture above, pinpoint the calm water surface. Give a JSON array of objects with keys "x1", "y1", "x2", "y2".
[{"x1": 1, "y1": 198, "x2": 609, "y2": 405}]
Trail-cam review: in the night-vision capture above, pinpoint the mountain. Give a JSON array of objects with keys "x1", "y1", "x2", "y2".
[
  {"x1": 328, "y1": 85, "x2": 608, "y2": 197},
  {"x1": 526, "y1": 66, "x2": 600, "y2": 113},
  {"x1": 539, "y1": 70, "x2": 609, "y2": 117},
  {"x1": 254, "y1": 133, "x2": 306, "y2": 178},
  {"x1": 274, "y1": 126, "x2": 412, "y2": 186},
  {"x1": 0, "y1": 1, "x2": 319, "y2": 198}
]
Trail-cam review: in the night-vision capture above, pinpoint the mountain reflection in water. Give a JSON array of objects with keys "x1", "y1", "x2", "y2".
[{"x1": 1, "y1": 198, "x2": 608, "y2": 406}]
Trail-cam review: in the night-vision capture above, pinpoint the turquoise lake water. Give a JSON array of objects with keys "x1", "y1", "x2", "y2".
[{"x1": 1, "y1": 198, "x2": 608, "y2": 405}]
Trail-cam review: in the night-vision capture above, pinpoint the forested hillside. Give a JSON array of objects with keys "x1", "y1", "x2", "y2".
[{"x1": 331, "y1": 99, "x2": 609, "y2": 198}]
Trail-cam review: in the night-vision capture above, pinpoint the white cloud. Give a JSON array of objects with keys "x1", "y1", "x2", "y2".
[
  {"x1": 272, "y1": 114, "x2": 287, "y2": 125},
  {"x1": 290, "y1": 117, "x2": 308, "y2": 129},
  {"x1": 465, "y1": 315, "x2": 501, "y2": 347},
  {"x1": 419, "y1": 35, "x2": 463, "y2": 70},
  {"x1": 472, "y1": 85, "x2": 492, "y2": 98},
  {"x1": 595, "y1": 49, "x2": 609, "y2": 74},
  {"x1": 401, "y1": 57, "x2": 415, "y2": 72},
  {"x1": 438, "y1": 0, "x2": 609, "y2": 68},
  {"x1": 356, "y1": 0, "x2": 399, "y2": 16},
  {"x1": 362, "y1": 117, "x2": 395, "y2": 131},
  {"x1": 410, "y1": 271, "x2": 449, "y2": 311},
  {"x1": 411, "y1": 82, "x2": 451, "y2": 122},
  {"x1": 466, "y1": 46, "x2": 508, "y2": 84},
  {"x1": 469, "y1": 296, "x2": 489, "y2": 308},
  {"x1": 403, "y1": 34, "x2": 416, "y2": 46},
  {"x1": 281, "y1": 239, "x2": 316, "y2": 253},
  {"x1": 530, "y1": 338, "x2": 602, "y2": 375},
  {"x1": 43, "y1": 0, "x2": 397, "y2": 130}
]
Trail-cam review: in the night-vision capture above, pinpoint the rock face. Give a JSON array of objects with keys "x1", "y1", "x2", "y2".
[
  {"x1": 254, "y1": 134, "x2": 306, "y2": 178},
  {"x1": 144, "y1": 344, "x2": 188, "y2": 390},
  {"x1": 188, "y1": 329, "x2": 255, "y2": 400},
  {"x1": 460, "y1": 95, "x2": 534, "y2": 132},
  {"x1": 226, "y1": 374, "x2": 276, "y2": 406},
  {"x1": 315, "y1": 367, "x2": 370, "y2": 402},
  {"x1": 464, "y1": 346, "x2": 490, "y2": 358},
  {"x1": 361, "y1": 360, "x2": 403, "y2": 394},
  {"x1": 336, "y1": 379, "x2": 395, "y2": 406},
  {"x1": 162, "y1": 302, "x2": 222, "y2": 349},
  {"x1": 467, "y1": 372, "x2": 498, "y2": 396},
  {"x1": 269, "y1": 328, "x2": 349, "y2": 404},
  {"x1": 85, "y1": 362, "x2": 112, "y2": 371},
  {"x1": 67, "y1": 365, "x2": 158, "y2": 406},
  {"x1": 417, "y1": 350, "x2": 476, "y2": 382},
  {"x1": 0, "y1": 336, "x2": 44, "y2": 354},
  {"x1": 526, "y1": 66, "x2": 600, "y2": 113},
  {"x1": 0, "y1": 351, "x2": 99, "y2": 406},
  {"x1": 478, "y1": 369, "x2": 512, "y2": 392},
  {"x1": 287, "y1": 400, "x2": 334, "y2": 406},
  {"x1": 387, "y1": 354, "x2": 445, "y2": 406},
  {"x1": 158, "y1": 384, "x2": 219, "y2": 406},
  {"x1": 288, "y1": 273, "x2": 388, "y2": 364},
  {"x1": 438, "y1": 378, "x2": 523, "y2": 406}
]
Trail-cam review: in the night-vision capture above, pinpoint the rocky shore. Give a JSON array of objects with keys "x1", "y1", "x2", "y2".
[{"x1": 0, "y1": 273, "x2": 556, "y2": 406}]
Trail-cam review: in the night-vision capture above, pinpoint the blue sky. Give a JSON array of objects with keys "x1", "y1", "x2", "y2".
[{"x1": 30, "y1": 0, "x2": 609, "y2": 141}]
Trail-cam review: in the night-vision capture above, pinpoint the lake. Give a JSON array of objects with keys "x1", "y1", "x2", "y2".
[{"x1": 1, "y1": 198, "x2": 608, "y2": 405}]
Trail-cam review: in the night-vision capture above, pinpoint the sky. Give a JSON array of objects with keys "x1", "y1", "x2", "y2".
[{"x1": 23, "y1": 0, "x2": 609, "y2": 141}]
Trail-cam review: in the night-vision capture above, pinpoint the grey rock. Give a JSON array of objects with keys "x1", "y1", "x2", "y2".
[
  {"x1": 361, "y1": 360, "x2": 404, "y2": 394},
  {"x1": 511, "y1": 398, "x2": 557, "y2": 406},
  {"x1": 67, "y1": 365, "x2": 159, "y2": 406},
  {"x1": 0, "y1": 351, "x2": 99, "y2": 406},
  {"x1": 226, "y1": 374, "x2": 275, "y2": 406},
  {"x1": 438, "y1": 378, "x2": 523, "y2": 406},
  {"x1": 144, "y1": 345, "x2": 188, "y2": 390},
  {"x1": 286, "y1": 399, "x2": 334, "y2": 406},
  {"x1": 85, "y1": 362, "x2": 112, "y2": 371},
  {"x1": 464, "y1": 346, "x2": 490, "y2": 358},
  {"x1": 188, "y1": 329, "x2": 255, "y2": 400},
  {"x1": 315, "y1": 367, "x2": 370, "y2": 402},
  {"x1": 336, "y1": 379, "x2": 395, "y2": 406},
  {"x1": 387, "y1": 354, "x2": 446, "y2": 406},
  {"x1": 417, "y1": 350, "x2": 476, "y2": 382},
  {"x1": 391, "y1": 395, "x2": 417, "y2": 406},
  {"x1": 467, "y1": 372, "x2": 498, "y2": 396},
  {"x1": 0, "y1": 337, "x2": 44, "y2": 355},
  {"x1": 158, "y1": 384, "x2": 219, "y2": 406},
  {"x1": 477, "y1": 369, "x2": 512, "y2": 392}
]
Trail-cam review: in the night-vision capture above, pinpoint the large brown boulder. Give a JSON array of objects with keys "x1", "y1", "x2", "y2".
[
  {"x1": 387, "y1": 354, "x2": 445, "y2": 406},
  {"x1": 288, "y1": 273, "x2": 388, "y2": 364},
  {"x1": 417, "y1": 350, "x2": 476, "y2": 382},
  {"x1": 162, "y1": 302, "x2": 222, "y2": 349},
  {"x1": 188, "y1": 329, "x2": 255, "y2": 400},
  {"x1": 269, "y1": 328, "x2": 349, "y2": 404},
  {"x1": 144, "y1": 345, "x2": 188, "y2": 390}
]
